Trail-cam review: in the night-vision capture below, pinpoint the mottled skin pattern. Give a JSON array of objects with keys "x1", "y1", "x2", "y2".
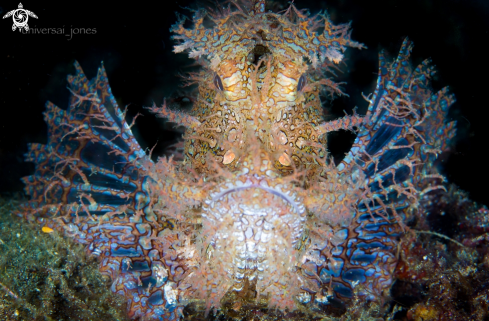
[
  {"x1": 20, "y1": 0, "x2": 456, "y2": 320},
  {"x1": 172, "y1": 2, "x2": 364, "y2": 179}
]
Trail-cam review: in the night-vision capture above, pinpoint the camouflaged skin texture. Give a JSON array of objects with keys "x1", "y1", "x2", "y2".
[{"x1": 20, "y1": 0, "x2": 456, "y2": 319}]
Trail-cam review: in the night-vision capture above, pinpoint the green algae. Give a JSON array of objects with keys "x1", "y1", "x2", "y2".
[{"x1": 0, "y1": 194, "x2": 129, "y2": 321}]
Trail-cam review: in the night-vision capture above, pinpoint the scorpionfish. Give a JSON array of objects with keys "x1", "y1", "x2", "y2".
[{"x1": 20, "y1": 0, "x2": 456, "y2": 319}]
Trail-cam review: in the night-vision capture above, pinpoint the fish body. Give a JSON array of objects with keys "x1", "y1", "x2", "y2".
[{"x1": 21, "y1": 0, "x2": 455, "y2": 319}]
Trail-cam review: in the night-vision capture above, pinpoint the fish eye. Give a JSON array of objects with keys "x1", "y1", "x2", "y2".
[
  {"x1": 297, "y1": 74, "x2": 306, "y2": 92},
  {"x1": 214, "y1": 74, "x2": 224, "y2": 91}
]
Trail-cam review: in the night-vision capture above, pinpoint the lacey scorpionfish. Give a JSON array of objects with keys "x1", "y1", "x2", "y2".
[{"x1": 20, "y1": 0, "x2": 456, "y2": 319}]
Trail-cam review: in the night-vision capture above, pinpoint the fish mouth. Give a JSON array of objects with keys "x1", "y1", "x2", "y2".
[
  {"x1": 200, "y1": 177, "x2": 308, "y2": 295},
  {"x1": 208, "y1": 177, "x2": 305, "y2": 216},
  {"x1": 202, "y1": 176, "x2": 307, "y2": 257}
]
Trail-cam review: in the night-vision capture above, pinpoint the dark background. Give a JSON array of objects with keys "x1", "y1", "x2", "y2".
[{"x1": 1, "y1": 0, "x2": 488, "y2": 206}]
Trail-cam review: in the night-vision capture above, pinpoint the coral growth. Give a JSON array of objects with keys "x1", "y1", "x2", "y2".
[{"x1": 392, "y1": 184, "x2": 489, "y2": 320}]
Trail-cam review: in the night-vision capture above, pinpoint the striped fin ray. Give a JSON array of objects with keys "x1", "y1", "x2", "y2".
[
  {"x1": 20, "y1": 62, "x2": 209, "y2": 319},
  {"x1": 319, "y1": 38, "x2": 455, "y2": 303},
  {"x1": 21, "y1": 61, "x2": 153, "y2": 233},
  {"x1": 19, "y1": 62, "x2": 189, "y2": 319}
]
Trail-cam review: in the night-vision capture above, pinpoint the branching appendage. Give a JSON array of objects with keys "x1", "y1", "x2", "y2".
[
  {"x1": 304, "y1": 79, "x2": 347, "y2": 99},
  {"x1": 180, "y1": 70, "x2": 206, "y2": 87},
  {"x1": 146, "y1": 100, "x2": 201, "y2": 129},
  {"x1": 66, "y1": 87, "x2": 101, "y2": 107},
  {"x1": 92, "y1": 105, "x2": 143, "y2": 144},
  {"x1": 315, "y1": 111, "x2": 365, "y2": 136}
]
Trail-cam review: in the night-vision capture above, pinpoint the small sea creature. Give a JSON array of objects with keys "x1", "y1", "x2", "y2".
[
  {"x1": 20, "y1": 0, "x2": 456, "y2": 319},
  {"x1": 41, "y1": 226, "x2": 54, "y2": 234}
]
